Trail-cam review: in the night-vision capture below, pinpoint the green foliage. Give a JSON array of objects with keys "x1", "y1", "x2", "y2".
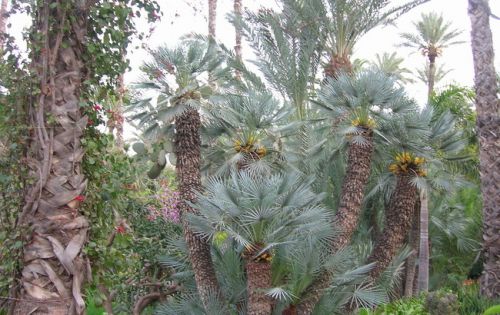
[
  {"x1": 358, "y1": 295, "x2": 429, "y2": 315},
  {"x1": 458, "y1": 284, "x2": 500, "y2": 315},
  {"x1": 484, "y1": 305, "x2": 500, "y2": 315}
]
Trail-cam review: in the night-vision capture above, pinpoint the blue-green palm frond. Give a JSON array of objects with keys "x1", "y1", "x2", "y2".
[{"x1": 189, "y1": 170, "x2": 333, "y2": 255}]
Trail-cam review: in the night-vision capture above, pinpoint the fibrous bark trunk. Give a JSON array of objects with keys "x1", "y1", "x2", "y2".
[
  {"x1": 404, "y1": 198, "x2": 420, "y2": 297},
  {"x1": 174, "y1": 108, "x2": 224, "y2": 309},
  {"x1": 0, "y1": 0, "x2": 8, "y2": 47},
  {"x1": 468, "y1": 0, "x2": 500, "y2": 299},
  {"x1": 246, "y1": 260, "x2": 272, "y2": 315},
  {"x1": 297, "y1": 132, "x2": 374, "y2": 315},
  {"x1": 417, "y1": 191, "x2": 429, "y2": 292},
  {"x1": 367, "y1": 175, "x2": 418, "y2": 280},
  {"x1": 14, "y1": 2, "x2": 89, "y2": 314},
  {"x1": 324, "y1": 55, "x2": 353, "y2": 79}
]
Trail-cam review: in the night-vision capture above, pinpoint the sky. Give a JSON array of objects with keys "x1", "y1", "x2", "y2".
[
  {"x1": 6, "y1": 0, "x2": 500, "y2": 141},
  {"x1": 127, "y1": 0, "x2": 500, "y2": 106}
]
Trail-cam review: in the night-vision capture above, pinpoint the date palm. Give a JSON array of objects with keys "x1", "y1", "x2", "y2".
[
  {"x1": 311, "y1": 0, "x2": 429, "y2": 78},
  {"x1": 400, "y1": 12, "x2": 463, "y2": 100},
  {"x1": 468, "y1": 0, "x2": 500, "y2": 298},
  {"x1": 371, "y1": 52, "x2": 414, "y2": 84},
  {"x1": 130, "y1": 40, "x2": 227, "y2": 309},
  {"x1": 14, "y1": 2, "x2": 89, "y2": 314},
  {"x1": 416, "y1": 62, "x2": 452, "y2": 88}
]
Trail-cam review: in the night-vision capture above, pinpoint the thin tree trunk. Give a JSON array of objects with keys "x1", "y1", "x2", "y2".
[
  {"x1": 115, "y1": 73, "x2": 125, "y2": 148},
  {"x1": 208, "y1": 0, "x2": 217, "y2": 38},
  {"x1": 367, "y1": 175, "x2": 418, "y2": 281},
  {"x1": 427, "y1": 56, "x2": 436, "y2": 101},
  {"x1": 246, "y1": 260, "x2": 272, "y2": 315},
  {"x1": 417, "y1": 191, "x2": 429, "y2": 292},
  {"x1": 14, "y1": 2, "x2": 89, "y2": 314},
  {"x1": 234, "y1": 0, "x2": 242, "y2": 79},
  {"x1": 297, "y1": 132, "x2": 374, "y2": 315},
  {"x1": 0, "y1": 0, "x2": 8, "y2": 47},
  {"x1": 468, "y1": 0, "x2": 500, "y2": 299},
  {"x1": 404, "y1": 198, "x2": 420, "y2": 297},
  {"x1": 175, "y1": 108, "x2": 224, "y2": 309}
]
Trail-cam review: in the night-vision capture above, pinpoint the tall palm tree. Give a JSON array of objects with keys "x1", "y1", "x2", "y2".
[
  {"x1": 189, "y1": 171, "x2": 333, "y2": 315},
  {"x1": 14, "y1": 2, "x2": 89, "y2": 314},
  {"x1": 468, "y1": 0, "x2": 500, "y2": 299},
  {"x1": 234, "y1": 0, "x2": 242, "y2": 63},
  {"x1": 400, "y1": 12, "x2": 463, "y2": 100},
  {"x1": 370, "y1": 52, "x2": 415, "y2": 84},
  {"x1": 296, "y1": 71, "x2": 413, "y2": 314},
  {"x1": 131, "y1": 40, "x2": 227, "y2": 309}
]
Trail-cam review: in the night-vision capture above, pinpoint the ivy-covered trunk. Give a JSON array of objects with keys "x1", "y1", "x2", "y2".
[
  {"x1": 468, "y1": 0, "x2": 500, "y2": 298},
  {"x1": 367, "y1": 175, "x2": 418, "y2": 280},
  {"x1": 174, "y1": 108, "x2": 223, "y2": 308},
  {"x1": 246, "y1": 260, "x2": 272, "y2": 315},
  {"x1": 14, "y1": 2, "x2": 89, "y2": 314},
  {"x1": 297, "y1": 131, "x2": 374, "y2": 315}
]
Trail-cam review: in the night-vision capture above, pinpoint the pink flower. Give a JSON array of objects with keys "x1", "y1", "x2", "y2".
[
  {"x1": 115, "y1": 225, "x2": 126, "y2": 234},
  {"x1": 93, "y1": 104, "x2": 102, "y2": 111},
  {"x1": 74, "y1": 195, "x2": 85, "y2": 202}
]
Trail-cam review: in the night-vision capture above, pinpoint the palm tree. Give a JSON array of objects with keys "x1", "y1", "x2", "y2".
[
  {"x1": 370, "y1": 52, "x2": 414, "y2": 84},
  {"x1": 468, "y1": 0, "x2": 500, "y2": 299},
  {"x1": 366, "y1": 152, "x2": 423, "y2": 281},
  {"x1": 314, "y1": 0, "x2": 429, "y2": 78},
  {"x1": 400, "y1": 12, "x2": 463, "y2": 100},
  {"x1": 189, "y1": 171, "x2": 333, "y2": 315},
  {"x1": 130, "y1": 40, "x2": 227, "y2": 309},
  {"x1": 14, "y1": 2, "x2": 89, "y2": 314},
  {"x1": 296, "y1": 71, "x2": 414, "y2": 314},
  {"x1": 234, "y1": 0, "x2": 242, "y2": 65}
]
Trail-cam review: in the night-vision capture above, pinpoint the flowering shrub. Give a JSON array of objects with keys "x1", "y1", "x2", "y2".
[{"x1": 147, "y1": 179, "x2": 181, "y2": 223}]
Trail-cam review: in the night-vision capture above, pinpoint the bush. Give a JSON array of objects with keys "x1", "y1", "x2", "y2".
[
  {"x1": 358, "y1": 296, "x2": 429, "y2": 315},
  {"x1": 458, "y1": 284, "x2": 500, "y2": 315},
  {"x1": 425, "y1": 290, "x2": 459, "y2": 315}
]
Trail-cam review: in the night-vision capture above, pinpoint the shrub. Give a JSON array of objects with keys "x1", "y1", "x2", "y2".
[{"x1": 425, "y1": 290, "x2": 460, "y2": 315}]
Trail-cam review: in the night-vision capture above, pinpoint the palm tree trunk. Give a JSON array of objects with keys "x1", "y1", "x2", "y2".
[
  {"x1": 427, "y1": 55, "x2": 436, "y2": 101},
  {"x1": 246, "y1": 260, "x2": 272, "y2": 315},
  {"x1": 175, "y1": 108, "x2": 223, "y2": 309},
  {"x1": 208, "y1": 0, "x2": 217, "y2": 38},
  {"x1": 404, "y1": 198, "x2": 420, "y2": 296},
  {"x1": 297, "y1": 133, "x2": 374, "y2": 315},
  {"x1": 234, "y1": 0, "x2": 242, "y2": 79},
  {"x1": 417, "y1": 191, "x2": 429, "y2": 292},
  {"x1": 14, "y1": 2, "x2": 89, "y2": 314},
  {"x1": 0, "y1": 0, "x2": 8, "y2": 47},
  {"x1": 367, "y1": 175, "x2": 418, "y2": 280},
  {"x1": 468, "y1": 0, "x2": 500, "y2": 299}
]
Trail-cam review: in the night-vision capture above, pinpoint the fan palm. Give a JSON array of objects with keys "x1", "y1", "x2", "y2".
[
  {"x1": 296, "y1": 70, "x2": 415, "y2": 314},
  {"x1": 468, "y1": 0, "x2": 500, "y2": 298},
  {"x1": 130, "y1": 39, "x2": 227, "y2": 309},
  {"x1": 400, "y1": 12, "x2": 463, "y2": 100},
  {"x1": 188, "y1": 171, "x2": 333, "y2": 315},
  {"x1": 370, "y1": 52, "x2": 414, "y2": 84}
]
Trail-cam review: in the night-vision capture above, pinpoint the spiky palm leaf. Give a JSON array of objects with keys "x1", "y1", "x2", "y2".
[{"x1": 370, "y1": 52, "x2": 415, "y2": 84}]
